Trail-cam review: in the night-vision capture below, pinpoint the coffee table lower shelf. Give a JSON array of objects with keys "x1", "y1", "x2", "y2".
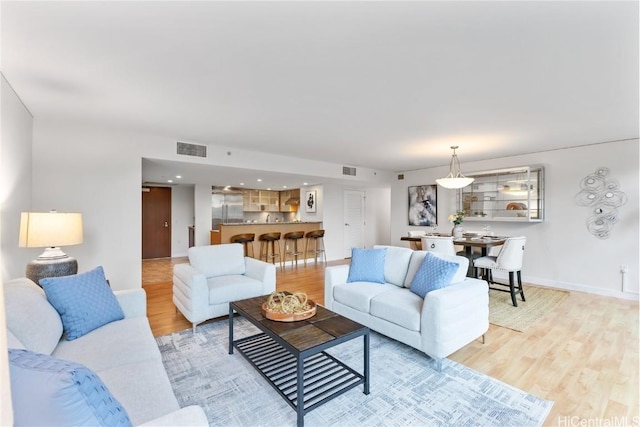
[{"x1": 234, "y1": 332, "x2": 366, "y2": 421}]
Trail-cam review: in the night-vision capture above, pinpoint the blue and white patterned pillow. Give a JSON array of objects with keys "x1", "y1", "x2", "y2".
[
  {"x1": 8, "y1": 349, "x2": 132, "y2": 427},
  {"x1": 347, "y1": 247, "x2": 387, "y2": 283},
  {"x1": 41, "y1": 266, "x2": 124, "y2": 340},
  {"x1": 410, "y1": 252, "x2": 459, "y2": 298}
]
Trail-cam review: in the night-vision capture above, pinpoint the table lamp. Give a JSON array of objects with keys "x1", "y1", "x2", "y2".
[{"x1": 19, "y1": 211, "x2": 83, "y2": 286}]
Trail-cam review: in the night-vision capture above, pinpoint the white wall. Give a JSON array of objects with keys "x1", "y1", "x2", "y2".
[
  {"x1": 23, "y1": 119, "x2": 393, "y2": 288},
  {"x1": 392, "y1": 139, "x2": 639, "y2": 299},
  {"x1": 0, "y1": 73, "x2": 31, "y2": 426},
  {"x1": 170, "y1": 184, "x2": 194, "y2": 257},
  {"x1": 1, "y1": 75, "x2": 34, "y2": 282}
]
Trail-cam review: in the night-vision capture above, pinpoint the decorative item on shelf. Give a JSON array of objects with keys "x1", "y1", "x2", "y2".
[
  {"x1": 448, "y1": 211, "x2": 465, "y2": 238},
  {"x1": 436, "y1": 146, "x2": 474, "y2": 189},
  {"x1": 261, "y1": 291, "x2": 316, "y2": 322},
  {"x1": 19, "y1": 211, "x2": 83, "y2": 286}
]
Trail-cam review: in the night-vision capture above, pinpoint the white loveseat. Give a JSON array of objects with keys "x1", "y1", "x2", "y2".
[
  {"x1": 4, "y1": 277, "x2": 208, "y2": 426},
  {"x1": 324, "y1": 245, "x2": 489, "y2": 367},
  {"x1": 173, "y1": 243, "x2": 276, "y2": 332}
]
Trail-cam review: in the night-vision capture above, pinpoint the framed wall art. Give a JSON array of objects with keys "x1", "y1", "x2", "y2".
[
  {"x1": 305, "y1": 190, "x2": 317, "y2": 213},
  {"x1": 408, "y1": 185, "x2": 437, "y2": 226}
]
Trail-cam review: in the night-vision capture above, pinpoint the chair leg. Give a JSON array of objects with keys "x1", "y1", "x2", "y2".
[
  {"x1": 508, "y1": 271, "x2": 518, "y2": 307},
  {"x1": 192, "y1": 323, "x2": 197, "y2": 334},
  {"x1": 517, "y1": 270, "x2": 526, "y2": 302}
]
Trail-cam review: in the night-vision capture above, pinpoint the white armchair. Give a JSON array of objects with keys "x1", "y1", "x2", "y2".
[{"x1": 173, "y1": 243, "x2": 276, "y2": 332}]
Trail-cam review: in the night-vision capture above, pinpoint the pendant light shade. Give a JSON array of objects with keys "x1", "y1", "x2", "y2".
[{"x1": 436, "y1": 146, "x2": 474, "y2": 189}]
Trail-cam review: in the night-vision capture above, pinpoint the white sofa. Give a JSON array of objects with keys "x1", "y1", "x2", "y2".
[
  {"x1": 4, "y1": 277, "x2": 208, "y2": 426},
  {"x1": 173, "y1": 243, "x2": 276, "y2": 332},
  {"x1": 324, "y1": 245, "x2": 489, "y2": 367}
]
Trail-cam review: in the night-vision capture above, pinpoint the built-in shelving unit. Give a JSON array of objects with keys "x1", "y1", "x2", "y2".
[{"x1": 457, "y1": 166, "x2": 545, "y2": 222}]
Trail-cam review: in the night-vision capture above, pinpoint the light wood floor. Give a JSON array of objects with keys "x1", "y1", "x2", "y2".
[{"x1": 142, "y1": 257, "x2": 639, "y2": 427}]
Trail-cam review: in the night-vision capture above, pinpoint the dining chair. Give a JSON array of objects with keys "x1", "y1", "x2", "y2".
[
  {"x1": 473, "y1": 236, "x2": 527, "y2": 307},
  {"x1": 421, "y1": 235, "x2": 456, "y2": 256}
]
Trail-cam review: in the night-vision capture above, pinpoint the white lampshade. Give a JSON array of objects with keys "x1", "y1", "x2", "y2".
[
  {"x1": 436, "y1": 146, "x2": 474, "y2": 189},
  {"x1": 19, "y1": 212, "x2": 83, "y2": 249},
  {"x1": 435, "y1": 177, "x2": 475, "y2": 189}
]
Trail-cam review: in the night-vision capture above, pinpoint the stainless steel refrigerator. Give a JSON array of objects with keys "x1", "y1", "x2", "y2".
[{"x1": 212, "y1": 191, "x2": 244, "y2": 230}]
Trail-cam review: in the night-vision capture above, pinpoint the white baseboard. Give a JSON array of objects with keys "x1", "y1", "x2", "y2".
[{"x1": 522, "y1": 274, "x2": 639, "y2": 301}]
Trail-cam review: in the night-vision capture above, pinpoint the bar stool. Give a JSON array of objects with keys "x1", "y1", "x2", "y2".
[
  {"x1": 283, "y1": 231, "x2": 305, "y2": 267},
  {"x1": 230, "y1": 233, "x2": 255, "y2": 258},
  {"x1": 304, "y1": 229, "x2": 326, "y2": 265},
  {"x1": 259, "y1": 232, "x2": 282, "y2": 267}
]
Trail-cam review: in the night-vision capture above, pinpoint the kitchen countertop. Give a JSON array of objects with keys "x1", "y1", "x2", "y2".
[{"x1": 220, "y1": 221, "x2": 322, "y2": 225}]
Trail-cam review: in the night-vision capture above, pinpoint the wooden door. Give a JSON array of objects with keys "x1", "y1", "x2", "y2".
[{"x1": 142, "y1": 187, "x2": 171, "y2": 259}]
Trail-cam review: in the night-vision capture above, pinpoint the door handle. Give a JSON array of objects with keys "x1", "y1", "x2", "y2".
[
  {"x1": 164, "y1": 221, "x2": 168, "y2": 228},
  {"x1": 345, "y1": 223, "x2": 349, "y2": 226}
]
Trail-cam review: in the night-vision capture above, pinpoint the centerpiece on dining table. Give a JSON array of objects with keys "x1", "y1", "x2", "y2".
[{"x1": 261, "y1": 291, "x2": 317, "y2": 322}]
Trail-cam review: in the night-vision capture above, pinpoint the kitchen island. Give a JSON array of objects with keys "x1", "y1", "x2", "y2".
[{"x1": 211, "y1": 222, "x2": 323, "y2": 263}]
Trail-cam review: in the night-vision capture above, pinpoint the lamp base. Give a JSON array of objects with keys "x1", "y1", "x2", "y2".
[{"x1": 26, "y1": 256, "x2": 78, "y2": 287}]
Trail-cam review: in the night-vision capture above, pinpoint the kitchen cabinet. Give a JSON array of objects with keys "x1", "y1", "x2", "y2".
[
  {"x1": 243, "y1": 190, "x2": 261, "y2": 212},
  {"x1": 259, "y1": 190, "x2": 279, "y2": 211},
  {"x1": 457, "y1": 166, "x2": 544, "y2": 222}
]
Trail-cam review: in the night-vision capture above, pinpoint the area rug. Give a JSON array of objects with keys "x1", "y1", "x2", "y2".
[
  {"x1": 156, "y1": 318, "x2": 553, "y2": 427},
  {"x1": 489, "y1": 285, "x2": 569, "y2": 332}
]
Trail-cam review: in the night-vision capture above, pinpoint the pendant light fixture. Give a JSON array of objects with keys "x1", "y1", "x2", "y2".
[{"x1": 435, "y1": 146, "x2": 474, "y2": 189}]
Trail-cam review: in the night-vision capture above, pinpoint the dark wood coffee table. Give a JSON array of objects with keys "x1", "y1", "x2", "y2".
[{"x1": 229, "y1": 295, "x2": 370, "y2": 427}]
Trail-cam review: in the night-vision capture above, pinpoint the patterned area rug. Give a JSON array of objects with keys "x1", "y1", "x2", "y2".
[
  {"x1": 489, "y1": 286, "x2": 570, "y2": 332},
  {"x1": 157, "y1": 318, "x2": 553, "y2": 427}
]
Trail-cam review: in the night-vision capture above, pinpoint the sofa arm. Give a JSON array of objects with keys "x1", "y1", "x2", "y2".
[
  {"x1": 114, "y1": 289, "x2": 147, "y2": 318},
  {"x1": 324, "y1": 265, "x2": 350, "y2": 309},
  {"x1": 172, "y1": 264, "x2": 209, "y2": 325},
  {"x1": 420, "y1": 278, "x2": 489, "y2": 359},
  {"x1": 137, "y1": 405, "x2": 209, "y2": 426},
  {"x1": 244, "y1": 257, "x2": 276, "y2": 295}
]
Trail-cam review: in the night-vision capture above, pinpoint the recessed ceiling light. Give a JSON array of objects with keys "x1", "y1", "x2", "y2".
[
  {"x1": 303, "y1": 182, "x2": 308, "y2": 185},
  {"x1": 283, "y1": 186, "x2": 287, "y2": 189},
  {"x1": 257, "y1": 178, "x2": 262, "y2": 182},
  {"x1": 267, "y1": 188, "x2": 271, "y2": 190},
  {"x1": 167, "y1": 180, "x2": 173, "y2": 183},
  {"x1": 176, "y1": 175, "x2": 182, "y2": 179},
  {"x1": 240, "y1": 183, "x2": 245, "y2": 186}
]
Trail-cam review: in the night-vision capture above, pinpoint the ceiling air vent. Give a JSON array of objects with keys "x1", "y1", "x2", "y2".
[
  {"x1": 397, "y1": 174, "x2": 405, "y2": 180},
  {"x1": 342, "y1": 166, "x2": 356, "y2": 176},
  {"x1": 177, "y1": 142, "x2": 207, "y2": 158}
]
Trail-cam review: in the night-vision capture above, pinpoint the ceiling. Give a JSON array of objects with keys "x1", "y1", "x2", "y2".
[{"x1": 2, "y1": 1, "x2": 638, "y2": 188}]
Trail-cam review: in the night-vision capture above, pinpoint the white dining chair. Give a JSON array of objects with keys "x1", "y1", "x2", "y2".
[
  {"x1": 421, "y1": 235, "x2": 456, "y2": 256},
  {"x1": 473, "y1": 236, "x2": 527, "y2": 307}
]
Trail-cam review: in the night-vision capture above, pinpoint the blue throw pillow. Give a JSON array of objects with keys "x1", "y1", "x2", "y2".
[
  {"x1": 41, "y1": 266, "x2": 124, "y2": 340},
  {"x1": 410, "y1": 252, "x2": 459, "y2": 298},
  {"x1": 8, "y1": 349, "x2": 132, "y2": 427},
  {"x1": 347, "y1": 247, "x2": 387, "y2": 284}
]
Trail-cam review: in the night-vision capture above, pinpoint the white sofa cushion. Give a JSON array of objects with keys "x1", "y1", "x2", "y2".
[
  {"x1": 96, "y1": 359, "x2": 180, "y2": 426},
  {"x1": 53, "y1": 317, "x2": 161, "y2": 372},
  {"x1": 188, "y1": 244, "x2": 246, "y2": 278},
  {"x1": 404, "y1": 251, "x2": 469, "y2": 288},
  {"x1": 333, "y1": 282, "x2": 391, "y2": 312},
  {"x1": 207, "y1": 275, "x2": 266, "y2": 305},
  {"x1": 4, "y1": 278, "x2": 62, "y2": 355},
  {"x1": 370, "y1": 288, "x2": 422, "y2": 331},
  {"x1": 374, "y1": 245, "x2": 413, "y2": 287}
]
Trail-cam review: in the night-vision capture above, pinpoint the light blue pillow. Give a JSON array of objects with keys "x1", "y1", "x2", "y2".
[
  {"x1": 410, "y1": 252, "x2": 459, "y2": 298},
  {"x1": 8, "y1": 349, "x2": 132, "y2": 427},
  {"x1": 41, "y1": 266, "x2": 124, "y2": 340},
  {"x1": 347, "y1": 247, "x2": 387, "y2": 283}
]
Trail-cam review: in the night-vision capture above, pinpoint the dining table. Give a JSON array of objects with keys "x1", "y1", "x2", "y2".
[{"x1": 400, "y1": 234, "x2": 508, "y2": 277}]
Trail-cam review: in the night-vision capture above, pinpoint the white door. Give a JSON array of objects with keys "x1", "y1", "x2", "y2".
[{"x1": 343, "y1": 190, "x2": 365, "y2": 257}]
